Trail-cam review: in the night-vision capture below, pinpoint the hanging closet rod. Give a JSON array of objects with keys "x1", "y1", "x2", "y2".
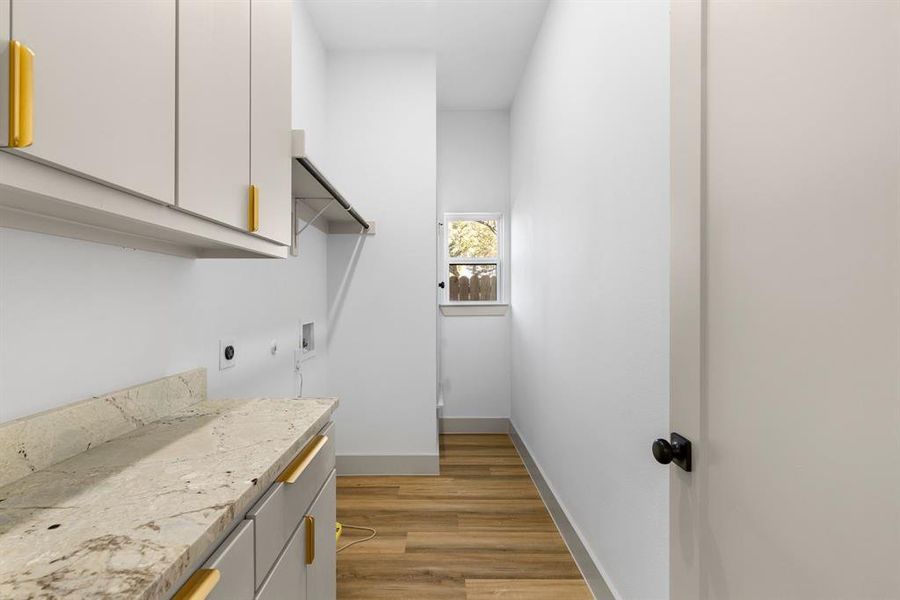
[{"x1": 295, "y1": 157, "x2": 370, "y2": 230}]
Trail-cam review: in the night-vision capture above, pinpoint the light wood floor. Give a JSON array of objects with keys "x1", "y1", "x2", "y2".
[{"x1": 336, "y1": 434, "x2": 593, "y2": 599}]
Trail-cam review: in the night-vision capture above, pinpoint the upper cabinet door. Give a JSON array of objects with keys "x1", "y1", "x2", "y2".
[
  {"x1": 8, "y1": 0, "x2": 176, "y2": 204},
  {"x1": 250, "y1": 0, "x2": 292, "y2": 245},
  {"x1": 178, "y1": 0, "x2": 250, "y2": 230},
  {"x1": 1, "y1": 0, "x2": 10, "y2": 146}
]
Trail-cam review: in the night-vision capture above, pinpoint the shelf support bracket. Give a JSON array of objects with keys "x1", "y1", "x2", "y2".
[{"x1": 291, "y1": 198, "x2": 335, "y2": 256}]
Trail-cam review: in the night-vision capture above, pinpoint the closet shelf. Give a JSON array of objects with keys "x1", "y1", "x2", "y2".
[{"x1": 291, "y1": 130, "x2": 373, "y2": 235}]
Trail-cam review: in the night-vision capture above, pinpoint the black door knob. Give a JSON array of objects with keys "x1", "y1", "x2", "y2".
[
  {"x1": 652, "y1": 432, "x2": 692, "y2": 472},
  {"x1": 438, "y1": 281, "x2": 446, "y2": 289},
  {"x1": 652, "y1": 439, "x2": 673, "y2": 464}
]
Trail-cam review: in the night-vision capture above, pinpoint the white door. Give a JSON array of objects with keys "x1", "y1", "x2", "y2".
[
  {"x1": 250, "y1": 0, "x2": 292, "y2": 245},
  {"x1": 178, "y1": 0, "x2": 250, "y2": 230},
  {"x1": 669, "y1": 2, "x2": 900, "y2": 598},
  {"x1": 7, "y1": 0, "x2": 176, "y2": 203}
]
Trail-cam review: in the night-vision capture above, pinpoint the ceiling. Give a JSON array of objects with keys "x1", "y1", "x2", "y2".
[{"x1": 304, "y1": 0, "x2": 550, "y2": 110}]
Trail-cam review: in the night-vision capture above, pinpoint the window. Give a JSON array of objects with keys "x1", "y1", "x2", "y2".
[{"x1": 442, "y1": 213, "x2": 504, "y2": 304}]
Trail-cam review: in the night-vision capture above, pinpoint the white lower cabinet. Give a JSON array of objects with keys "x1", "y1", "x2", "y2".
[
  {"x1": 256, "y1": 470, "x2": 336, "y2": 600},
  {"x1": 172, "y1": 520, "x2": 255, "y2": 600},
  {"x1": 247, "y1": 423, "x2": 335, "y2": 588},
  {"x1": 203, "y1": 520, "x2": 255, "y2": 600},
  {"x1": 171, "y1": 423, "x2": 336, "y2": 600},
  {"x1": 305, "y1": 471, "x2": 337, "y2": 600},
  {"x1": 255, "y1": 515, "x2": 308, "y2": 600}
]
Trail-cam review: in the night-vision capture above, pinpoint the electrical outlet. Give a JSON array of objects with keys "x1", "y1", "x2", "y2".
[{"x1": 219, "y1": 339, "x2": 236, "y2": 370}]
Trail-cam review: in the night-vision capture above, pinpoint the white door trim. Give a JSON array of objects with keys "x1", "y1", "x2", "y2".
[{"x1": 669, "y1": 1, "x2": 704, "y2": 598}]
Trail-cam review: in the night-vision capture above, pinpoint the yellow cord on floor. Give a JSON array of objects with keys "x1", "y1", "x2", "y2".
[{"x1": 335, "y1": 522, "x2": 377, "y2": 553}]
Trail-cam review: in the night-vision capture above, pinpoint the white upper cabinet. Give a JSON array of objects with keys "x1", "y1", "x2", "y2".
[
  {"x1": 1, "y1": 0, "x2": 10, "y2": 145},
  {"x1": 178, "y1": 0, "x2": 251, "y2": 231},
  {"x1": 0, "y1": 0, "x2": 293, "y2": 257},
  {"x1": 178, "y1": 0, "x2": 292, "y2": 244},
  {"x1": 7, "y1": 0, "x2": 176, "y2": 204},
  {"x1": 251, "y1": 0, "x2": 292, "y2": 245}
]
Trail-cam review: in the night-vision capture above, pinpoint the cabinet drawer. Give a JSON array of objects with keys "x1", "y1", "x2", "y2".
[
  {"x1": 173, "y1": 520, "x2": 254, "y2": 600},
  {"x1": 247, "y1": 422, "x2": 334, "y2": 588}
]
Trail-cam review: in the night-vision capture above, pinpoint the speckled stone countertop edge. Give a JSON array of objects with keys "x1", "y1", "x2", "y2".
[
  {"x1": 0, "y1": 397, "x2": 339, "y2": 600},
  {"x1": 150, "y1": 398, "x2": 339, "y2": 599}
]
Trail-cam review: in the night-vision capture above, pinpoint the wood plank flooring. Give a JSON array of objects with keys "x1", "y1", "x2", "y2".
[{"x1": 336, "y1": 434, "x2": 593, "y2": 599}]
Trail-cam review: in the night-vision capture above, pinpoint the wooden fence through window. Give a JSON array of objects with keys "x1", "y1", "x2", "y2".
[{"x1": 449, "y1": 275, "x2": 498, "y2": 302}]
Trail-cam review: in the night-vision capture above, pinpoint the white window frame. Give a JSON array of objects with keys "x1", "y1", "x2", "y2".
[{"x1": 442, "y1": 212, "x2": 505, "y2": 305}]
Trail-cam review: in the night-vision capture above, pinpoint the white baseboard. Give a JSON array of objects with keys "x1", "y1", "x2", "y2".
[
  {"x1": 510, "y1": 424, "x2": 619, "y2": 600},
  {"x1": 439, "y1": 417, "x2": 511, "y2": 434}
]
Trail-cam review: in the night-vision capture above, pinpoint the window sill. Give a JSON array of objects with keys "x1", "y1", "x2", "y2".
[{"x1": 440, "y1": 303, "x2": 509, "y2": 317}]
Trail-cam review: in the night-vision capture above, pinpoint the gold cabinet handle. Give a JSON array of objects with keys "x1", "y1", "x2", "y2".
[
  {"x1": 277, "y1": 435, "x2": 328, "y2": 484},
  {"x1": 8, "y1": 40, "x2": 34, "y2": 148},
  {"x1": 305, "y1": 515, "x2": 315, "y2": 565},
  {"x1": 248, "y1": 184, "x2": 259, "y2": 232},
  {"x1": 172, "y1": 568, "x2": 220, "y2": 600}
]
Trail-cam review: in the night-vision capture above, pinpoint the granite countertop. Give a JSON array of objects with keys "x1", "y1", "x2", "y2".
[{"x1": 0, "y1": 397, "x2": 338, "y2": 599}]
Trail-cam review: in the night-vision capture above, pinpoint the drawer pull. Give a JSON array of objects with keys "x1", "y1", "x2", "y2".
[
  {"x1": 8, "y1": 40, "x2": 35, "y2": 148},
  {"x1": 305, "y1": 515, "x2": 315, "y2": 565},
  {"x1": 172, "y1": 568, "x2": 220, "y2": 600},
  {"x1": 278, "y1": 435, "x2": 328, "y2": 484}
]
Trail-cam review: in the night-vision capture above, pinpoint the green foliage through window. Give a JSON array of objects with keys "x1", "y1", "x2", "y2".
[{"x1": 448, "y1": 220, "x2": 497, "y2": 260}]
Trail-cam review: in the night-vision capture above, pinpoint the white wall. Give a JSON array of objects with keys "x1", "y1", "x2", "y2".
[
  {"x1": 324, "y1": 52, "x2": 438, "y2": 459},
  {"x1": 509, "y1": 2, "x2": 670, "y2": 599},
  {"x1": 0, "y1": 0, "x2": 331, "y2": 423},
  {"x1": 437, "y1": 110, "x2": 510, "y2": 419},
  {"x1": 0, "y1": 226, "x2": 329, "y2": 422},
  {"x1": 292, "y1": 0, "x2": 327, "y2": 155}
]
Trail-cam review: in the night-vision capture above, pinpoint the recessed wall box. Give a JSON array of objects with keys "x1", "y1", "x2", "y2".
[{"x1": 300, "y1": 321, "x2": 316, "y2": 360}]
